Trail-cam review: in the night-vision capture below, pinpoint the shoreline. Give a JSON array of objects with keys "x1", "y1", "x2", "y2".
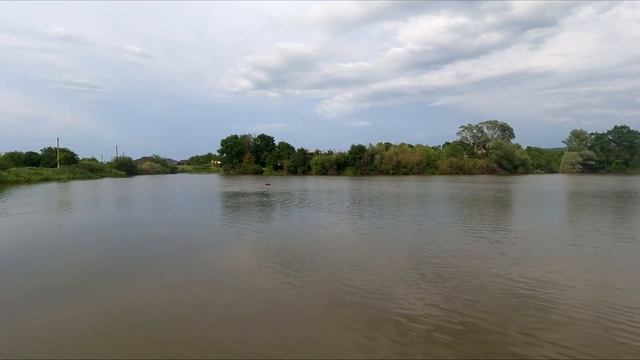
[{"x1": 3, "y1": 169, "x2": 639, "y2": 187}]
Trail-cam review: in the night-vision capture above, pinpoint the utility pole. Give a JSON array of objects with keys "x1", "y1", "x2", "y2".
[
  {"x1": 115, "y1": 144, "x2": 119, "y2": 158},
  {"x1": 56, "y1": 137, "x2": 60, "y2": 169}
]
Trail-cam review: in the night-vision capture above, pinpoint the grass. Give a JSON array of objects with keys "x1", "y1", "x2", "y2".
[
  {"x1": 0, "y1": 166, "x2": 127, "y2": 185},
  {"x1": 0, "y1": 164, "x2": 221, "y2": 185}
]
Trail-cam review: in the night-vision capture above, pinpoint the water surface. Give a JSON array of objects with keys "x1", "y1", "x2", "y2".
[{"x1": 1, "y1": 175, "x2": 639, "y2": 358}]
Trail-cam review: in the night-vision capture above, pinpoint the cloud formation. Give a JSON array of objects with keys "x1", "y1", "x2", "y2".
[
  {"x1": 0, "y1": 1, "x2": 639, "y2": 158},
  {"x1": 226, "y1": 2, "x2": 640, "y2": 123}
]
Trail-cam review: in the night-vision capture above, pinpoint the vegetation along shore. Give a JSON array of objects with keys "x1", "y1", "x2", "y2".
[
  {"x1": 2, "y1": 121, "x2": 639, "y2": 185},
  {"x1": 218, "y1": 121, "x2": 640, "y2": 176}
]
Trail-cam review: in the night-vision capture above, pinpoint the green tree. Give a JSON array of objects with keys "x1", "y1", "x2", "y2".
[
  {"x1": 0, "y1": 151, "x2": 26, "y2": 168},
  {"x1": 218, "y1": 134, "x2": 252, "y2": 172},
  {"x1": 275, "y1": 141, "x2": 295, "y2": 171},
  {"x1": 137, "y1": 155, "x2": 178, "y2": 175},
  {"x1": 525, "y1": 147, "x2": 563, "y2": 173},
  {"x1": 289, "y1": 148, "x2": 312, "y2": 175},
  {"x1": 310, "y1": 154, "x2": 337, "y2": 175},
  {"x1": 188, "y1": 152, "x2": 218, "y2": 166},
  {"x1": 457, "y1": 120, "x2": 515, "y2": 154},
  {"x1": 109, "y1": 156, "x2": 138, "y2": 175},
  {"x1": 487, "y1": 141, "x2": 531, "y2": 174},
  {"x1": 559, "y1": 152, "x2": 584, "y2": 173},
  {"x1": 252, "y1": 134, "x2": 276, "y2": 168},
  {"x1": 347, "y1": 144, "x2": 367, "y2": 175},
  {"x1": 481, "y1": 120, "x2": 515, "y2": 143},
  {"x1": 23, "y1": 151, "x2": 42, "y2": 167},
  {"x1": 606, "y1": 125, "x2": 640, "y2": 169},
  {"x1": 563, "y1": 129, "x2": 590, "y2": 152},
  {"x1": 40, "y1": 147, "x2": 79, "y2": 168},
  {"x1": 456, "y1": 124, "x2": 487, "y2": 154}
]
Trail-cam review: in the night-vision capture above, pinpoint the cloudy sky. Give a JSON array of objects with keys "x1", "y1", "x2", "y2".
[{"x1": 1, "y1": 1, "x2": 639, "y2": 159}]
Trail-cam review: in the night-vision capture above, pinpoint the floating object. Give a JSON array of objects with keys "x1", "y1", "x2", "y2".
[{"x1": 265, "y1": 183, "x2": 271, "y2": 186}]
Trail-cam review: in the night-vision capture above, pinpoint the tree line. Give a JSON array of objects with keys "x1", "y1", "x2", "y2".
[
  {"x1": 218, "y1": 121, "x2": 640, "y2": 175},
  {"x1": 2, "y1": 120, "x2": 638, "y2": 181},
  {"x1": 560, "y1": 126, "x2": 640, "y2": 173},
  {"x1": 0, "y1": 148, "x2": 180, "y2": 178}
]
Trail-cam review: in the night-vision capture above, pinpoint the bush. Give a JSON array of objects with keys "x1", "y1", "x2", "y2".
[
  {"x1": 138, "y1": 161, "x2": 165, "y2": 175},
  {"x1": 78, "y1": 158, "x2": 106, "y2": 174},
  {"x1": 109, "y1": 156, "x2": 138, "y2": 175},
  {"x1": 250, "y1": 165, "x2": 264, "y2": 175},
  {"x1": 137, "y1": 155, "x2": 178, "y2": 175},
  {"x1": 487, "y1": 141, "x2": 532, "y2": 174},
  {"x1": 40, "y1": 147, "x2": 79, "y2": 168}
]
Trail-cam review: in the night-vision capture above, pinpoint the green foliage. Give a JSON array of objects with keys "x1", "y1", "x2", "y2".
[
  {"x1": 78, "y1": 158, "x2": 109, "y2": 174},
  {"x1": 457, "y1": 120, "x2": 515, "y2": 154},
  {"x1": 560, "y1": 125, "x2": 640, "y2": 173},
  {"x1": 0, "y1": 151, "x2": 43, "y2": 169},
  {"x1": 375, "y1": 144, "x2": 427, "y2": 175},
  {"x1": 289, "y1": 148, "x2": 312, "y2": 175},
  {"x1": 172, "y1": 122, "x2": 640, "y2": 177},
  {"x1": 23, "y1": 151, "x2": 43, "y2": 167},
  {"x1": 311, "y1": 154, "x2": 338, "y2": 175},
  {"x1": 250, "y1": 164, "x2": 264, "y2": 175},
  {"x1": 109, "y1": 156, "x2": 138, "y2": 175},
  {"x1": 137, "y1": 155, "x2": 178, "y2": 175},
  {"x1": 564, "y1": 129, "x2": 590, "y2": 152},
  {"x1": 219, "y1": 134, "x2": 253, "y2": 172},
  {"x1": 0, "y1": 152, "x2": 25, "y2": 168},
  {"x1": 188, "y1": 152, "x2": 219, "y2": 166},
  {"x1": 347, "y1": 144, "x2": 368, "y2": 175},
  {"x1": 487, "y1": 141, "x2": 531, "y2": 174},
  {"x1": 275, "y1": 141, "x2": 295, "y2": 171},
  {"x1": 39, "y1": 147, "x2": 79, "y2": 168},
  {"x1": 0, "y1": 166, "x2": 125, "y2": 184},
  {"x1": 559, "y1": 152, "x2": 584, "y2": 173},
  {"x1": 438, "y1": 157, "x2": 497, "y2": 175},
  {"x1": 525, "y1": 147, "x2": 563, "y2": 173},
  {"x1": 177, "y1": 165, "x2": 220, "y2": 174},
  {"x1": 252, "y1": 134, "x2": 276, "y2": 168}
]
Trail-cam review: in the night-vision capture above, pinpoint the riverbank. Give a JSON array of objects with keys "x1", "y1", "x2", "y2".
[
  {"x1": 0, "y1": 165, "x2": 222, "y2": 185},
  {"x1": 0, "y1": 167, "x2": 127, "y2": 185},
  {"x1": 177, "y1": 165, "x2": 221, "y2": 174}
]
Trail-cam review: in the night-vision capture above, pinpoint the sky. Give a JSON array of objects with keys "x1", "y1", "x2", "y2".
[{"x1": 1, "y1": 1, "x2": 639, "y2": 160}]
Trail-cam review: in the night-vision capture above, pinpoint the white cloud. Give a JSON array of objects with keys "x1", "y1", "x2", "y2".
[
  {"x1": 0, "y1": 1, "x2": 638, "y2": 154},
  {"x1": 56, "y1": 77, "x2": 106, "y2": 92},
  {"x1": 120, "y1": 44, "x2": 151, "y2": 58},
  {"x1": 225, "y1": 1, "x2": 640, "y2": 126},
  {"x1": 344, "y1": 121, "x2": 371, "y2": 127}
]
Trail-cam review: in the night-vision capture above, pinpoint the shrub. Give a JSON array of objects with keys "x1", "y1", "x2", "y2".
[{"x1": 109, "y1": 156, "x2": 138, "y2": 175}]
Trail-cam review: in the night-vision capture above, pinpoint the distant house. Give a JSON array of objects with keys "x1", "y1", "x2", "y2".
[
  {"x1": 164, "y1": 158, "x2": 178, "y2": 166},
  {"x1": 176, "y1": 160, "x2": 189, "y2": 166},
  {"x1": 135, "y1": 156, "x2": 154, "y2": 164},
  {"x1": 212, "y1": 160, "x2": 221, "y2": 167}
]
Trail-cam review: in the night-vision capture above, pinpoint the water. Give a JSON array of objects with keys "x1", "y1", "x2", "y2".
[{"x1": 1, "y1": 174, "x2": 639, "y2": 358}]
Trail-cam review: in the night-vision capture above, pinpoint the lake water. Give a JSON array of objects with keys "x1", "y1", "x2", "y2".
[{"x1": 0, "y1": 174, "x2": 639, "y2": 358}]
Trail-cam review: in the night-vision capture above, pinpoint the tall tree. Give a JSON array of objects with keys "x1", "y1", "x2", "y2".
[
  {"x1": 563, "y1": 129, "x2": 590, "y2": 152},
  {"x1": 457, "y1": 120, "x2": 515, "y2": 154},
  {"x1": 40, "y1": 147, "x2": 78, "y2": 168},
  {"x1": 218, "y1": 134, "x2": 252, "y2": 170},
  {"x1": 252, "y1": 134, "x2": 276, "y2": 168}
]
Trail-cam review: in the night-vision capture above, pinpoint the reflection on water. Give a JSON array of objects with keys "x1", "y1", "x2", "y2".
[{"x1": 0, "y1": 174, "x2": 639, "y2": 358}]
